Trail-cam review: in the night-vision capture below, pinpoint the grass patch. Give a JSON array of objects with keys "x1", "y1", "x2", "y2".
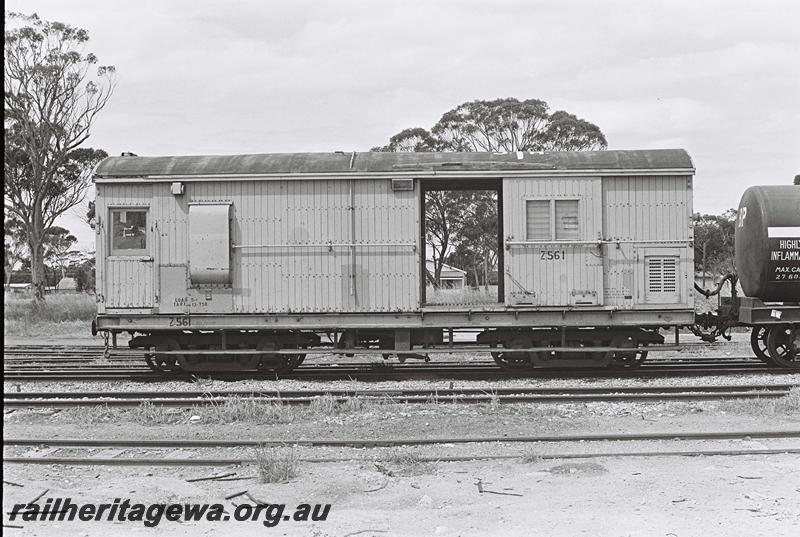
[
  {"x1": 199, "y1": 396, "x2": 296, "y2": 425},
  {"x1": 775, "y1": 387, "x2": 800, "y2": 413},
  {"x1": 308, "y1": 395, "x2": 374, "y2": 416},
  {"x1": 60, "y1": 404, "x2": 117, "y2": 424},
  {"x1": 4, "y1": 293, "x2": 96, "y2": 322},
  {"x1": 425, "y1": 286, "x2": 498, "y2": 305},
  {"x1": 4, "y1": 294, "x2": 96, "y2": 336},
  {"x1": 483, "y1": 390, "x2": 501, "y2": 411},
  {"x1": 717, "y1": 387, "x2": 800, "y2": 416},
  {"x1": 254, "y1": 446, "x2": 299, "y2": 483},
  {"x1": 548, "y1": 462, "x2": 608, "y2": 475},
  {"x1": 129, "y1": 402, "x2": 183, "y2": 425},
  {"x1": 382, "y1": 450, "x2": 438, "y2": 476}
]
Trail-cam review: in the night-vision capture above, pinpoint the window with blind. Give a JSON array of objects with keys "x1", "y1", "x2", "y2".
[
  {"x1": 525, "y1": 199, "x2": 580, "y2": 241},
  {"x1": 526, "y1": 200, "x2": 550, "y2": 240}
]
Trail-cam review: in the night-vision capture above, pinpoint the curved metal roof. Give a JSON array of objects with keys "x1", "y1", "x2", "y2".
[{"x1": 94, "y1": 149, "x2": 693, "y2": 178}]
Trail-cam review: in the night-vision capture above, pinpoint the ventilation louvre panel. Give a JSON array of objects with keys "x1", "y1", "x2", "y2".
[{"x1": 646, "y1": 256, "x2": 678, "y2": 296}]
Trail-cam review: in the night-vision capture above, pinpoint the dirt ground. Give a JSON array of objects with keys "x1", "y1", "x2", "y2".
[
  {"x1": 4, "y1": 395, "x2": 800, "y2": 536},
  {"x1": 3, "y1": 452, "x2": 799, "y2": 536}
]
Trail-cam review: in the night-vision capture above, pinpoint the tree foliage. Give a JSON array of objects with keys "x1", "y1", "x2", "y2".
[
  {"x1": 794, "y1": 174, "x2": 799, "y2": 185},
  {"x1": 376, "y1": 98, "x2": 606, "y2": 153},
  {"x1": 41, "y1": 225, "x2": 77, "y2": 281},
  {"x1": 4, "y1": 217, "x2": 27, "y2": 291},
  {"x1": 4, "y1": 12, "x2": 115, "y2": 298},
  {"x1": 444, "y1": 191, "x2": 499, "y2": 287},
  {"x1": 693, "y1": 209, "x2": 737, "y2": 277},
  {"x1": 73, "y1": 256, "x2": 95, "y2": 293},
  {"x1": 373, "y1": 97, "x2": 607, "y2": 286}
]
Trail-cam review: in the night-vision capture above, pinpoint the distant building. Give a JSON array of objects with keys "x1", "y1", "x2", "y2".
[
  {"x1": 425, "y1": 260, "x2": 467, "y2": 289},
  {"x1": 6, "y1": 282, "x2": 32, "y2": 294},
  {"x1": 56, "y1": 277, "x2": 78, "y2": 293}
]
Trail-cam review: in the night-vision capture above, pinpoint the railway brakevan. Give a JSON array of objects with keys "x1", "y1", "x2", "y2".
[{"x1": 90, "y1": 149, "x2": 800, "y2": 372}]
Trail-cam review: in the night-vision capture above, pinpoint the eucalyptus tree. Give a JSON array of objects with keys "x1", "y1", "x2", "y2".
[
  {"x1": 373, "y1": 98, "x2": 607, "y2": 286},
  {"x1": 5, "y1": 12, "x2": 115, "y2": 298}
]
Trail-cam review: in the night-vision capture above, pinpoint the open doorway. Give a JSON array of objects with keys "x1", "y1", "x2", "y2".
[{"x1": 420, "y1": 179, "x2": 504, "y2": 306}]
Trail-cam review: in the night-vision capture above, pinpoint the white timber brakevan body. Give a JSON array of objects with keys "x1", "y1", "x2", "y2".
[{"x1": 93, "y1": 149, "x2": 695, "y2": 334}]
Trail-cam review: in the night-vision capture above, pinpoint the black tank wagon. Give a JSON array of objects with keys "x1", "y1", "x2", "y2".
[
  {"x1": 90, "y1": 149, "x2": 800, "y2": 372},
  {"x1": 733, "y1": 185, "x2": 800, "y2": 368}
]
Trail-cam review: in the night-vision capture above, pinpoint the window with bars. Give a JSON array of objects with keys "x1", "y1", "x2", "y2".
[
  {"x1": 646, "y1": 256, "x2": 679, "y2": 296},
  {"x1": 110, "y1": 209, "x2": 148, "y2": 255},
  {"x1": 525, "y1": 199, "x2": 580, "y2": 241}
]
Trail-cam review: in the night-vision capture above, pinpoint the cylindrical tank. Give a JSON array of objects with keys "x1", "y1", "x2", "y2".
[{"x1": 735, "y1": 185, "x2": 800, "y2": 302}]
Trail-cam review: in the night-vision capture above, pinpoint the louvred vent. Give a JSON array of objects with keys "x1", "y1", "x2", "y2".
[{"x1": 647, "y1": 256, "x2": 678, "y2": 294}]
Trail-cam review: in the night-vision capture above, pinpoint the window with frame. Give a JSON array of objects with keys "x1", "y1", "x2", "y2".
[
  {"x1": 110, "y1": 209, "x2": 148, "y2": 255},
  {"x1": 525, "y1": 199, "x2": 580, "y2": 241}
]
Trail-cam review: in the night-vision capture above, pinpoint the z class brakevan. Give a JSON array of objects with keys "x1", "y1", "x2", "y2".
[{"x1": 90, "y1": 149, "x2": 800, "y2": 372}]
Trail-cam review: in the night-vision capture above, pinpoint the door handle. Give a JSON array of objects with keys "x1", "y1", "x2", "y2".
[{"x1": 140, "y1": 257, "x2": 154, "y2": 263}]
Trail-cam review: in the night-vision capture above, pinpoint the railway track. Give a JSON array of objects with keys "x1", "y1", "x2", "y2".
[
  {"x1": 5, "y1": 429, "x2": 800, "y2": 465},
  {"x1": 3, "y1": 383, "x2": 797, "y2": 407},
  {"x1": 2, "y1": 362, "x2": 794, "y2": 381},
  {"x1": 3, "y1": 345, "x2": 795, "y2": 381}
]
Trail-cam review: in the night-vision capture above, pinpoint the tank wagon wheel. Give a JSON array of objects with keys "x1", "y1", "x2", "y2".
[
  {"x1": 255, "y1": 337, "x2": 297, "y2": 375},
  {"x1": 749, "y1": 326, "x2": 773, "y2": 364},
  {"x1": 607, "y1": 335, "x2": 648, "y2": 368},
  {"x1": 766, "y1": 325, "x2": 800, "y2": 369},
  {"x1": 147, "y1": 338, "x2": 183, "y2": 373},
  {"x1": 492, "y1": 333, "x2": 536, "y2": 371}
]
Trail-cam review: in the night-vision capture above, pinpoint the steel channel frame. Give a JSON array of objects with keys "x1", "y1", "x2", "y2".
[
  {"x1": 96, "y1": 309, "x2": 695, "y2": 331},
  {"x1": 146, "y1": 345, "x2": 682, "y2": 356}
]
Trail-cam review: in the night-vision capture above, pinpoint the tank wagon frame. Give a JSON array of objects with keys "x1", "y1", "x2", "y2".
[{"x1": 90, "y1": 149, "x2": 798, "y2": 371}]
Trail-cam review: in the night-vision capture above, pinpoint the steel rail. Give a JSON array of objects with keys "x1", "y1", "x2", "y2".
[
  {"x1": 2, "y1": 392, "x2": 790, "y2": 407},
  {"x1": 3, "y1": 365, "x2": 792, "y2": 382},
  {"x1": 6, "y1": 429, "x2": 800, "y2": 448},
  {"x1": 6, "y1": 383, "x2": 794, "y2": 399},
  {"x1": 3, "y1": 385, "x2": 795, "y2": 407},
  {"x1": 5, "y1": 448, "x2": 800, "y2": 466}
]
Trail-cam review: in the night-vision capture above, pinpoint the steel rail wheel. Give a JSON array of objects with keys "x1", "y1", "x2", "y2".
[
  {"x1": 492, "y1": 333, "x2": 535, "y2": 370},
  {"x1": 148, "y1": 338, "x2": 183, "y2": 373},
  {"x1": 256, "y1": 338, "x2": 297, "y2": 374},
  {"x1": 749, "y1": 326, "x2": 773, "y2": 364},
  {"x1": 608, "y1": 335, "x2": 648, "y2": 368},
  {"x1": 766, "y1": 325, "x2": 799, "y2": 369}
]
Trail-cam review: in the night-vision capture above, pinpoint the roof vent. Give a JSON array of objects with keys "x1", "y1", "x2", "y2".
[{"x1": 120, "y1": 152, "x2": 138, "y2": 157}]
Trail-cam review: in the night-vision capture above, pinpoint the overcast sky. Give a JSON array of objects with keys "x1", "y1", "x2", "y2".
[{"x1": 7, "y1": 0, "x2": 800, "y2": 251}]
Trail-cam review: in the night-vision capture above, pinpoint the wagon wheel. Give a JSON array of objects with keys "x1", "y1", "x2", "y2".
[
  {"x1": 147, "y1": 338, "x2": 183, "y2": 373},
  {"x1": 530, "y1": 339, "x2": 555, "y2": 366},
  {"x1": 492, "y1": 333, "x2": 535, "y2": 371},
  {"x1": 256, "y1": 338, "x2": 296, "y2": 374},
  {"x1": 766, "y1": 325, "x2": 800, "y2": 369},
  {"x1": 749, "y1": 326, "x2": 773, "y2": 364},
  {"x1": 283, "y1": 344, "x2": 307, "y2": 369},
  {"x1": 608, "y1": 335, "x2": 648, "y2": 368}
]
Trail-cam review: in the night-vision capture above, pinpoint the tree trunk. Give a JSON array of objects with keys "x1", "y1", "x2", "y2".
[
  {"x1": 28, "y1": 204, "x2": 46, "y2": 300},
  {"x1": 484, "y1": 256, "x2": 489, "y2": 291},
  {"x1": 702, "y1": 241, "x2": 707, "y2": 288}
]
